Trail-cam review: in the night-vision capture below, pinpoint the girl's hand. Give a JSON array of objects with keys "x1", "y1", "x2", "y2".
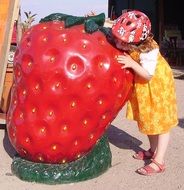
[
  {"x1": 117, "y1": 53, "x2": 152, "y2": 81},
  {"x1": 116, "y1": 53, "x2": 136, "y2": 69}
]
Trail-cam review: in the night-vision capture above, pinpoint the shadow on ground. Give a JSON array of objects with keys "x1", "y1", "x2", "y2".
[
  {"x1": 178, "y1": 118, "x2": 184, "y2": 128},
  {"x1": 2, "y1": 128, "x2": 17, "y2": 158},
  {"x1": 106, "y1": 125, "x2": 143, "y2": 153},
  {"x1": 2, "y1": 123, "x2": 144, "y2": 160},
  {"x1": 4, "y1": 121, "x2": 182, "y2": 161}
]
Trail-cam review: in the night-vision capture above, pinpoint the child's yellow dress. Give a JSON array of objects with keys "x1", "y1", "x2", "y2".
[{"x1": 126, "y1": 43, "x2": 178, "y2": 135}]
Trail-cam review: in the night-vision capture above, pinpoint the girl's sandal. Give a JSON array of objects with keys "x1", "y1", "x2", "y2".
[
  {"x1": 136, "y1": 159, "x2": 166, "y2": 176},
  {"x1": 133, "y1": 148, "x2": 155, "y2": 160}
]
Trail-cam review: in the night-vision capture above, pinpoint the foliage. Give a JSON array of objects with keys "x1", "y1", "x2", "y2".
[{"x1": 22, "y1": 11, "x2": 37, "y2": 31}]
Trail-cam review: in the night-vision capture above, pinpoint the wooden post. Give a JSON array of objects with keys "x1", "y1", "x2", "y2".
[
  {"x1": 158, "y1": 0, "x2": 164, "y2": 45},
  {"x1": 0, "y1": 113, "x2": 6, "y2": 124},
  {"x1": 0, "y1": 0, "x2": 20, "y2": 124}
]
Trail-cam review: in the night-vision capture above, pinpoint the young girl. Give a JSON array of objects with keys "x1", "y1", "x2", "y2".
[{"x1": 112, "y1": 10, "x2": 178, "y2": 175}]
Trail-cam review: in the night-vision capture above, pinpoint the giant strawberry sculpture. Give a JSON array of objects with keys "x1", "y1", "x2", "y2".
[{"x1": 7, "y1": 13, "x2": 133, "y2": 183}]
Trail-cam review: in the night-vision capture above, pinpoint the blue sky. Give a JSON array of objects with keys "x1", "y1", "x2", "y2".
[{"x1": 20, "y1": 0, "x2": 108, "y2": 24}]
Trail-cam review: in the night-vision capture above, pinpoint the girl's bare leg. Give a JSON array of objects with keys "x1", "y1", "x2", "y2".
[
  {"x1": 148, "y1": 135, "x2": 158, "y2": 153},
  {"x1": 137, "y1": 132, "x2": 170, "y2": 174},
  {"x1": 154, "y1": 132, "x2": 170, "y2": 164}
]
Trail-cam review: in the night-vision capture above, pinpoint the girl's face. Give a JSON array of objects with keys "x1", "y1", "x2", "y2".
[{"x1": 114, "y1": 38, "x2": 130, "y2": 51}]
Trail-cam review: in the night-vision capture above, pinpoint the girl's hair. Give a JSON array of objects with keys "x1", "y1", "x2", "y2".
[{"x1": 127, "y1": 34, "x2": 159, "y2": 54}]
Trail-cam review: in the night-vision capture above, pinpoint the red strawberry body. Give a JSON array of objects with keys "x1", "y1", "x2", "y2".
[{"x1": 7, "y1": 21, "x2": 133, "y2": 163}]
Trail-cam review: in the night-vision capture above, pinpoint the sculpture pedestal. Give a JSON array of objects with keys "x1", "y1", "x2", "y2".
[{"x1": 11, "y1": 135, "x2": 111, "y2": 184}]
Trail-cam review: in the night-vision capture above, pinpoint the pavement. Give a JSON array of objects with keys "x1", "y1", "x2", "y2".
[{"x1": 0, "y1": 67, "x2": 184, "y2": 190}]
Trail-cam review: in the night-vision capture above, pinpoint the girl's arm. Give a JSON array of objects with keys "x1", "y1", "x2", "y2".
[{"x1": 117, "y1": 53, "x2": 152, "y2": 81}]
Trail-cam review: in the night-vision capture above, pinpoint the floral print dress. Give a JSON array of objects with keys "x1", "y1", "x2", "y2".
[{"x1": 126, "y1": 44, "x2": 178, "y2": 135}]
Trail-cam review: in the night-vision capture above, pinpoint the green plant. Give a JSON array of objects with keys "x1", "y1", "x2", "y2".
[{"x1": 22, "y1": 11, "x2": 37, "y2": 31}]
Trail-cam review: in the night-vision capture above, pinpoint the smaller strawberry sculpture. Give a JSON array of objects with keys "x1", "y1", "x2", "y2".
[{"x1": 7, "y1": 13, "x2": 133, "y2": 184}]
